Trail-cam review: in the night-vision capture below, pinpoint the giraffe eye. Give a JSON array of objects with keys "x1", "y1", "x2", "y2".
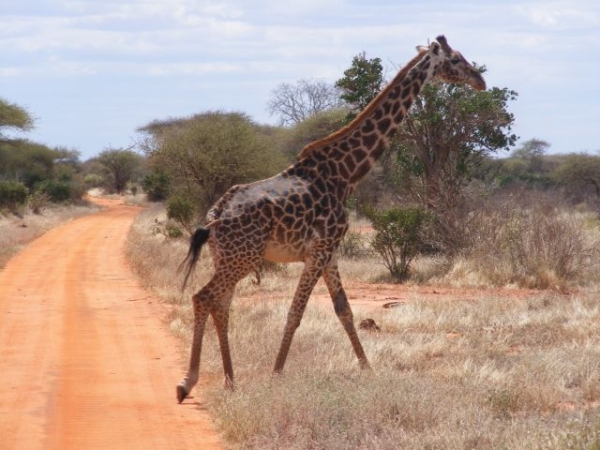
[{"x1": 450, "y1": 57, "x2": 461, "y2": 65}]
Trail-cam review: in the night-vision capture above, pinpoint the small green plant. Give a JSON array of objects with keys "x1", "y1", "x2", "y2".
[
  {"x1": 165, "y1": 223, "x2": 184, "y2": 238},
  {"x1": 339, "y1": 230, "x2": 367, "y2": 259},
  {"x1": 364, "y1": 206, "x2": 431, "y2": 280}
]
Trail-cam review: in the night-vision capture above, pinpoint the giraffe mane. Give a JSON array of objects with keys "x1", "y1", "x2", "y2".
[{"x1": 296, "y1": 47, "x2": 429, "y2": 161}]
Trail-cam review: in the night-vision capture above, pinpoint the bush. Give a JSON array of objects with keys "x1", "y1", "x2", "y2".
[
  {"x1": 142, "y1": 171, "x2": 170, "y2": 201},
  {"x1": 364, "y1": 206, "x2": 431, "y2": 280},
  {"x1": 501, "y1": 209, "x2": 594, "y2": 286},
  {"x1": 139, "y1": 111, "x2": 287, "y2": 217},
  {"x1": 166, "y1": 195, "x2": 197, "y2": 234},
  {"x1": 35, "y1": 179, "x2": 73, "y2": 202},
  {"x1": 460, "y1": 191, "x2": 600, "y2": 289},
  {"x1": 0, "y1": 180, "x2": 28, "y2": 214},
  {"x1": 83, "y1": 173, "x2": 105, "y2": 188},
  {"x1": 165, "y1": 223, "x2": 184, "y2": 239}
]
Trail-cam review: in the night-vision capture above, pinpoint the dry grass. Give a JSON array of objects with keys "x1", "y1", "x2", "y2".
[
  {"x1": 448, "y1": 193, "x2": 600, "y2": 290},
  {"x1": 0, "y1": 202, "x2": 98, "y2": 268},
  {"x1": 127, "y1": 204, "x2": 600, "y2": 450}
]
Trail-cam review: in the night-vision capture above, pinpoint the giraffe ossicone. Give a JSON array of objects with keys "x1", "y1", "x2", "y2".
[{"x1": 176, "y1": 35, "x2": 485, "y2": 403}]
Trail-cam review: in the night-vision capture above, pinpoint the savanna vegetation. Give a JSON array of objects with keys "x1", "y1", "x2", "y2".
[
  {"x1": 0, "y1": 98, "x2": 146, "y2": 265},
  {"x1": 0, "y1": 98, "x2": 91, "y2": 264},
  {"x1": 127, "y1": 200, "x2": 600, "y2": 449},
  {"x1": 0, "y1": 99, "x2": 83, "y2": 213},
  {"x1": 4, "y1": 45, "x2": 600, "y2": 448},
  {"x1": 124, "y1": 51, "x2": 600, "y2": 450},
  {"x1": 0, "y1": 97, "x2": 148, "y2": 214}
]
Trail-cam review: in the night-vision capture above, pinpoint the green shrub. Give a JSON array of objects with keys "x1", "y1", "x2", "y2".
[
  {"x1": 83, "y1": 173, "x2": 105, "y2": 188},
  {"x1": 165, "y1": 223, "x2": 184, "y2": 239},
  {"x1": 139, "y1": 112, "x2": 287, "y2": 218},
  {"x1": 166, "y1": 195, "x2": 197, "y2": 234},
  {"x1": 35, "y1": 179, "x2": 72, "y2": 202},
  {"x1": 142, "y1": 172, "x2": 170, "y2": 201},
  {"x1": 364, "y1": 206, "x2": 431, "y2": 280},
  {"x1": 0, "y1": 180, "x2": 28, "y2": 214}
]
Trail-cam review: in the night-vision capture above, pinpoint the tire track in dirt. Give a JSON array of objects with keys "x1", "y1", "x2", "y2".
[{"x1": 0, "y1": 199, "x2": 222, "y2": 450}]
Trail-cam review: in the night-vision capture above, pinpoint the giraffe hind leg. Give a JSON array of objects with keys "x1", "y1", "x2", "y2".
[
  {"x1": 177, "y1": 288, "x2": 211, "y2": 403},
  {"x1": 209, "y1": 288, "x2": 235, "y2": 389},
  {"x1": 177, "y1": 268, "x2": 251, "y2": 401}
]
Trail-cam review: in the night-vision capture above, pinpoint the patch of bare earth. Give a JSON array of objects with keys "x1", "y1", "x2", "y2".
[{"x1": 0, "y1": 197, "x2": 223, "y2": 450}]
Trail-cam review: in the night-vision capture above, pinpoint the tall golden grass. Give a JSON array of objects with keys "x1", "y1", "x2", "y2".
[{"x1": 127, "y1": 204, "x2": 600, "y2": 450}]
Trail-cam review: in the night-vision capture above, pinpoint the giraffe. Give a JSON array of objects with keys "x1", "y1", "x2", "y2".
[{"x1": 176, "y1": 35, "x2": 485, "y2": 403}]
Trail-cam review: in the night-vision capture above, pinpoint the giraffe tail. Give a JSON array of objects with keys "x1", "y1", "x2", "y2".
[{"x1": 180, "y1": 227, "x2": 211, "y2": 291}]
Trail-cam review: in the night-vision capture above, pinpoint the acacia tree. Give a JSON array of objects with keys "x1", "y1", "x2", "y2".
[
  {"x1": 276, "y1": 109, "x2": 349, "y2": 160},
  {"x1": 511, "y1": 138, "x2": 550, "y2": 174},
  {"x1": 495, "y1": 138, "x2": 554, "y2": 187},
  {"x1": 267, "y1": 79, "x2": 343, "y2": 125},
  {"x1": 0, "y1": 98, "x2": 35, "y2": 182},
  {"x1": 0, "y1": 99, "x2": 84, "y2": 205},
  {"x1": 0, "y1": 98, "x2": 34, "y2": 139},
  {"x1": 97, "y1": 147, "x2": 143, "y2": 194},
  {"x1": 138, "y1": 111, "x2": 287, "y2": 218},
  {"x1": 552, "y1": 152, "x2": 600, "y2": 202}
]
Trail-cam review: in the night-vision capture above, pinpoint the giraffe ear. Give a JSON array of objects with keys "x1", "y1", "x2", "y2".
[
  {"x1": 436, "y1": 35, "x2": 452, "y2": 54},
  {"x1": 416, "y1": 45, "x2": 428, "y2": 53}
]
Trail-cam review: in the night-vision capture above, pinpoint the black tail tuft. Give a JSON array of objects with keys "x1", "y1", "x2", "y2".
[{"x1": 180, "y1": 227, "x2": 211, "y2": 291}]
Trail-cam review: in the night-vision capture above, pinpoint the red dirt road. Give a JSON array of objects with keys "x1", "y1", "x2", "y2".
[{"x1": 0, "y1": 199, "x2": 222, "y2": 450}]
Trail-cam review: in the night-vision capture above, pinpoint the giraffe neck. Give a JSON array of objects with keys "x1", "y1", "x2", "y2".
[{"x1": 297, "y1": 50, "x2": 438, "y2": 200}]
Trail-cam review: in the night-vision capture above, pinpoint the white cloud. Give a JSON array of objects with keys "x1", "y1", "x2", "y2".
[
  {"x1": 245, "y1": 0, "x2": 345, "y2": 18},
  {"x1": 2, "y1": 0, "x2": 600, "y2": 158},
  {"x1": 0, "y1": 67, "x2": 21, "y2": 76},
  {"x1": 512, "y1": 1, "x2": 600, "y2": 29}
]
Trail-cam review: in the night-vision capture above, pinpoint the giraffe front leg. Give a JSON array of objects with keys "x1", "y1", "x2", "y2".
[
  {"x1": 273, "y1": 259, "x2": 324, "y2": 374},
  {"x1": 322, "y1": 259, "x2": 371, "y2": 371},
  {"x1": 177, "y1": 286, "x2": 212, "y2": 403}
]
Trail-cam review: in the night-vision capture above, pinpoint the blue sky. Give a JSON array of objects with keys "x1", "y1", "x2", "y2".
[{"x1": 2, "y1": 0, "x2": 599, "y2": 160}]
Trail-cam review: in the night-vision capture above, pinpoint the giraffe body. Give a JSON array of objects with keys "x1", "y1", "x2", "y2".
[{"x1": 177, "y1": 36, "x2": 485, "y2": 403}]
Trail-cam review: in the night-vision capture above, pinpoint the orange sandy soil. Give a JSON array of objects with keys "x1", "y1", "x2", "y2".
[
  {"x1": 314, "y1": 283, "x2": 541, "y2": 313},
  {"x1": 0, "y1": 197, "x2": 223, "y2": 450}
]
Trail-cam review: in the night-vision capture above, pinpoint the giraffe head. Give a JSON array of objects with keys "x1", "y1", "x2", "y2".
[{"x1": 419, "y1": 35, "x2": 486, "y2": 91}]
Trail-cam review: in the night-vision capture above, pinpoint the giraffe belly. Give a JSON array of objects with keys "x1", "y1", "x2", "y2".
[{"x1": 263, "y1": 240, "x2": 307, "y2": 263}]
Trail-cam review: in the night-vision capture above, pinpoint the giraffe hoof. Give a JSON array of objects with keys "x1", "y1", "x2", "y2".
[{"x1": 176, "y1": 385, "x2": 188, "y2": 403}]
